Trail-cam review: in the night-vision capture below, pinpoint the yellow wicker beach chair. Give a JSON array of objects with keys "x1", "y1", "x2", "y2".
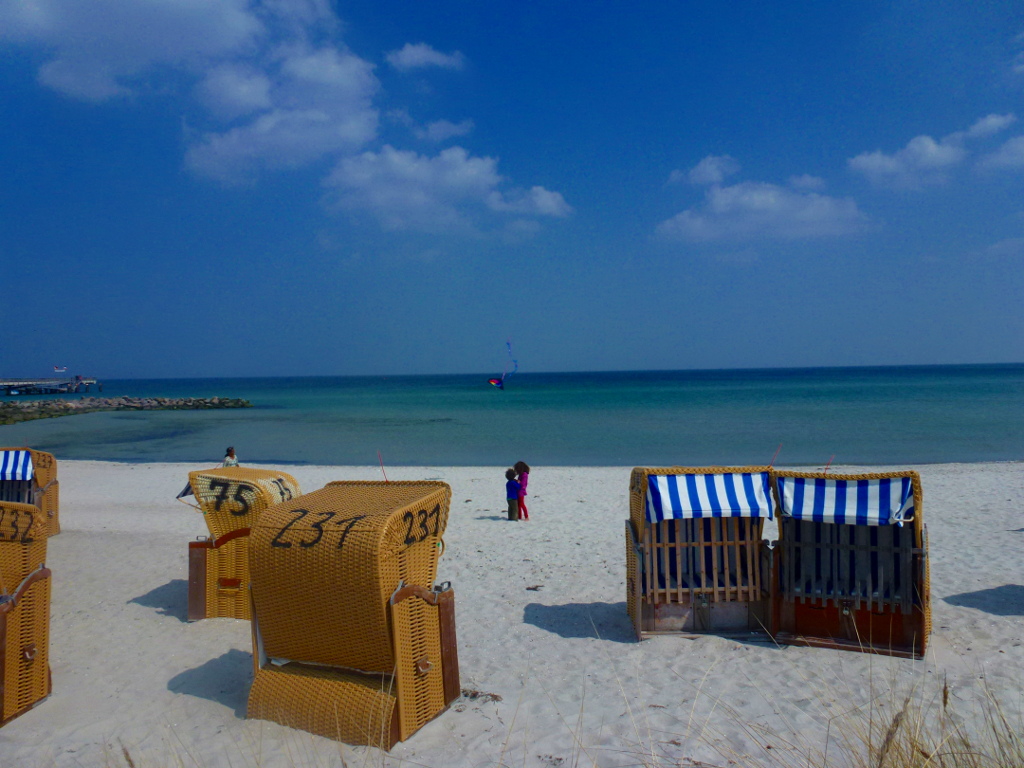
[
  {"x1": 0, "y1": 448, "x2": 59, "y2": 536},
  {"x1": 770, "y1": 470, "x2": 930, "y2": 659},
  {"x1": 247, "y1": 481, "x2": 460, "y2": 749},
  {"x1": 0, "y1": 499, "x2": 52, "y2": 726},
  {"x1": 627, "y1": 466, "x2": 774, "y2": 639},
  {"x1": 182, "y1": 467, "x2": 301, "y2": 621}
]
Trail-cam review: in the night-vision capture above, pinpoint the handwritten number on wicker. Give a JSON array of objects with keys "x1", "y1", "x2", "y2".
[
  {"x1": 401, "y1": 506, "x2": 442, "y2": 547},
  {"x1": 271, "y1": 479, "x2": 292, "y2": 502},
  {"x1": 210, "y1": 479, "x2": 231, "y2": 511},
  {"x1": 3, "y1": 508, "x2": 32, "y2": 543},
  {"x1": 270, "y1": 509, "x2": 310, "y2": 548},
  {"x1": 299, "y1": 511, "x2": 335, "y2": 548},
  {"x1": 402, "y1": 510, "x2": 417, "y2": 545},
  {"x1": 231, "y1": 486, "x2": 251, "y2": 517},
  {"x1": 335, "y1": 515, "x2": 366, "y2": 550}
]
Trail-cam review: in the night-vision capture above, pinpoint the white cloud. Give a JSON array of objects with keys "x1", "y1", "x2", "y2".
[
  {"x1": 848, "y1": 135, "x2": 966, "y2": 188},
  {"x1": 975, "y1": 237, "x2": 1024, "y2": 259},
  {"x1": 0, "y1": 0, "x2": 263, "y2": 101},
  {"x1": 657, "y1": 181, "x2": 867, "y2": 242},
  {"x1": 674, "y1": 154, "x2": 741, "y2": 186},
  {"x1": 977, "y1": 136, "x2": 1024, "y2": 170},
  {"x1": 197, "y1": 65, "x2": 273, "y2": 121},
  {"x1": 788, "y1": 174, "x2": 826, "y2": 190},
  {"x1": 2, "y1": 0, "x2": 562, "y2": 228},
  {"x1": 415, "y1": 119, "x2": 474, "y2": 143},
  {"x1": 848, "y1": 114, "x2": 1016, "y2": 188},
  {"x1": 1013, "y1": 32, "x2": 1024, "y2": 75},
  {"x1": 386, "y1": 43, "x2": 465, "y2": 72},
  {"x1": 186, "y1": 44, "x2": 380, "y2": 181},
  {"x1": 324, "y1": 145, "x2": 571, "y2": 231},
  {"x1": 488, "y1": 186, "x2": 573, "y2": 217},
  {"x1": 961, "y1": 113, "x2": 1017, "y2": 139}
]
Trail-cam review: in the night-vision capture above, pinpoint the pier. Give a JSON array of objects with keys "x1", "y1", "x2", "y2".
[{"x1": 1, "y1": 377, "x2": 101, "y2": 396}]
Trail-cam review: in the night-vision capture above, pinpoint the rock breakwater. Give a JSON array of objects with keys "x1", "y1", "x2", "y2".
[{"x1": 0, "y1": 396, "x2": 252, "y2": 425}]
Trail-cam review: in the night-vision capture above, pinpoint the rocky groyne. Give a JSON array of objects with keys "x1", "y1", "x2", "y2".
[{"x1": 0, "y1": 396, "x2": 252, "y2": 425}]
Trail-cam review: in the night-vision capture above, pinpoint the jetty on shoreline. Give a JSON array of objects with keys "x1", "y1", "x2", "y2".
[
  {"x1": 1, "y1": 376, "x2": 101, "y2": 395},
  {"x1": 0, "y1": 396, "x2": 252, "y2": 425}
]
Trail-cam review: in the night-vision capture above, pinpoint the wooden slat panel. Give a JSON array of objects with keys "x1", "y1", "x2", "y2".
[{"x1": 675, "y1": 520, "x2": 684, "y2": 604}]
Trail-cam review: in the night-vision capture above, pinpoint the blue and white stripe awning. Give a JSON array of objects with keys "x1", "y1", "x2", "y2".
[
  {"x1": 0, "y1": 450, "x2": 34, "y2": 481},
  {"x1": 776, "y1": 475, "x2": 914, "y2": 526},
  {"x1": 646, "y1": 472, "x2": 773, "y2": 522}
]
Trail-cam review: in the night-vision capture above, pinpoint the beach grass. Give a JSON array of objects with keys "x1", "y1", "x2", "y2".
[{"x1": 90, "y1": 670, "x2": 1022, "y2": 768}]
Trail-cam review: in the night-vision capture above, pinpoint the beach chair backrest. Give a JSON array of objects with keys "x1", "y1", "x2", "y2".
[
  {"x1": 774, "y1": 473, "x2": 917, "y2": 527},
  {"x1": 644, "y1": 469, "x2": 773, "y2": 524},
  {"x1": 250, "y1": 481, "x2": 451, "y2": 674},
  {"x1": 0, "y1": 450, "x2": 34, "y2": 507},
  {"x1": 771, "y1": 470, "x2": 925, "y2": 608},
  {"x1": 187, "y1": 467, "x2": 301, "y2": 541},
  {"x1": 1, "y1": 448, "x2": 59, "y2": 537}
]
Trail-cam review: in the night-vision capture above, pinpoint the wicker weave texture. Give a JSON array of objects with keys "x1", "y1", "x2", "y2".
[
  {"x1": 188, "y1": 468, "x2": 300, "y2": 541},
  {"x1": 0, "y1": 500, "x2": 50, "y2": 724},
  {"x1": 248, "y1": 663, "x2": 397, "y2": 748},
  {"x1": 0, "y1": 504, "x2": 49, "y2": 593},
  {"x1": 207, "y1": 536, "x2": 251, "y2": 620},
  {"x1": 625, "y1": 522, "x2": 639, "y2": 631},
  {"x1": 2, "y1": 574, "x2": 50, "y2": 721},
  {"x1": 390, "y1": 592, "x2": 447, "y2": 740},
  {"x1": 250, "y1": 481, "x2": 451, "y2": 673}
]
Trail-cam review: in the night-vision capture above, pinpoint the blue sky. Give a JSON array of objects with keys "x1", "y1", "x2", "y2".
[{"x1": 2, "y1": 1, "x2": 1023, "y2": 378}]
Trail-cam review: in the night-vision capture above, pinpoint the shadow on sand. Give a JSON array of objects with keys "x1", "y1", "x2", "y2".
[
  {"x1": 128, "y1": 579, "x2": 188, "y2": 622},
  {"x1": 524, "y1": 601, "x2": 635, "y2": 643},
  {"x1": 167, "y1": 649, "x2": 252, "y2": 717},
  {"x1": 943, "y1": 584, "x2": 1024, "y2": 617}
]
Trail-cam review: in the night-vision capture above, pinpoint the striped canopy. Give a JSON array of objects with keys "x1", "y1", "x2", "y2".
[
  {"x1": 645, "y1": 471, "x2": 773, "y2": 522},
  {"x1": 0, "y1": 450, "x2": 34, "y2": 481},
  {"x1": 776, "y1": 475, "x2": 914, "y2": 526}
]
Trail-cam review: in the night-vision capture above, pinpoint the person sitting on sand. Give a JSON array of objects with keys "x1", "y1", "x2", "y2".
[
  {"x1": 505, "y1": 468, "x2": 521, "y2": 521},
  {"x1": 222, "y1": 446, "x2": 238, "y2": 467}
]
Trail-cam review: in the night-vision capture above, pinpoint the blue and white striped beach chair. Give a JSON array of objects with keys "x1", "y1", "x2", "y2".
[
  {"x1": 0, "y1": 448, "x2": 59, "y2": 536},
  {"x1": 771, "y1": 470, "x2": 930, "y2": 659},
  {"x1": 626, "y1": 466, "x2": 774, "y2": 638}
]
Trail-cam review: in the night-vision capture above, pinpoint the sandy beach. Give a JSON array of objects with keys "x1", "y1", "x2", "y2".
[{"x1": 1, "y1": 460, "x2": 1022, "y2": 768}]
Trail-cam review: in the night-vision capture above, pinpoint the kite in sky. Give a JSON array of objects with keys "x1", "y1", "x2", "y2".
[{"x1": 488, "y1": 341, "x2": 518, "y2": 390}]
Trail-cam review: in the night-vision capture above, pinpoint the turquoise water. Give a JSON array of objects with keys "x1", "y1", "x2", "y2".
[{"x1": 2, "y1": 365, "x2": 1023, "y2": 465}]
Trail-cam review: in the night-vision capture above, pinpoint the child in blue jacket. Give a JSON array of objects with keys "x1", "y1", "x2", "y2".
[{"x1": 505, "y1": 468, "x2": 521, "y2": 521}]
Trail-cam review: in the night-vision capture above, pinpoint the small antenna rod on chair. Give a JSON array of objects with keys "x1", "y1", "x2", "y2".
[
  {"x1": 378, "y1": 450, "x2": 389, "y2": 483},
  {"x1": 823, "y1": 455, "x2": 835, "y2": 473},
  {"x1": 769, "y1": 444, "x2": 782, "y2": 468}
]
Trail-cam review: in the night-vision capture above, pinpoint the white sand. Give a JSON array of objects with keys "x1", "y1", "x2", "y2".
[{"x1": 1, "y1": 461, "x2": 1022, "y2": 767}]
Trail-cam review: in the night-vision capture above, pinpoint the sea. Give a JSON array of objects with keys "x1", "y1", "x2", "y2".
[{"x1": 2, "y1": 365, "x2": 1023, "y2": 467}]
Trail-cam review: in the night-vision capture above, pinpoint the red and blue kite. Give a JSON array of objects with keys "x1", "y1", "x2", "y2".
[{"x1": 488, "y1": 341, "x2": 518, "y2": 390}]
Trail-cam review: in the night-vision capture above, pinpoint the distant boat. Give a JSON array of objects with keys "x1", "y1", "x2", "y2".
[{"x1": 53, "y1": 366, "x2": 67, "y2": 373}]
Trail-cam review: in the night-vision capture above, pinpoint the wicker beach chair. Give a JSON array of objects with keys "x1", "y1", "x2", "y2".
[
  {"x1": 247, "y1": 481, "x2": 460, "y2": 749},
  {"x1": 0, "y1": 448, "x2": 59, "y2": 536},
  {"x1": 182, "y1": 467, "x2": 301, "y2": 621},
  {"x1": 770, "y1": 470, "x2": 930, "y2": 659},
  {"x1": 627, "y1": 466, "x2": 774, "y2": 639},
  {"x1": 0, "y1": 495, "x2": 52, "y2": 726}
]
